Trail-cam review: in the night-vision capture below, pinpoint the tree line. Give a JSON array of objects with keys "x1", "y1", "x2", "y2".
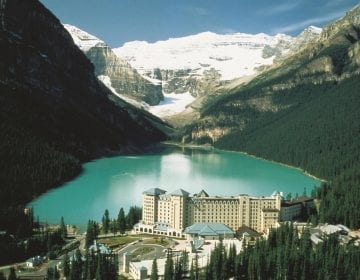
[{"x1": 86, "y1": 206, "x2": 141, "y2": 248}]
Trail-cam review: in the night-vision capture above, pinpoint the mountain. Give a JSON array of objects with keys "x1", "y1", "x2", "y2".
[
  {"x1": 114, "y1": 32, "x2": 294, "y2": 95},
  {"x1": 180, "y1": 5, "x2": 360, "y2": 228},
  {"x1": 63, "y1": 24, "x2": 163, "y2": 105},
  {"x1": 114, "y1": 29, "x2": 321, "y2": 118},
  {"x1": 0, "y1": 0, "x2": 168, "y2": 221}
]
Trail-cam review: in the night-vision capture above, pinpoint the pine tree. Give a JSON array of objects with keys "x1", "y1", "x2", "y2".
[
  {"x1": 102, "y1": 209, "x2": 110, "y2": 234},
  {"x1": 63, "y1": 253, "x2": 70, "y2": 279},
  {"x1": 190, "y1": 261, "x2": 195, "y2": 280},
  {"x1": 7, "y1": 267, "x2": 17, "y2": 280},
  {"x1": 60, "y1": 216, "x2": 67, "y2": 240},
  {"x1": 117, "y1": 208, "x2": 126, "y2": 235},
  {"x1": 164, "y1": 251, "x2": 174, "y2": 280},
  {"x1": 150, "y1": 258, "x2": 159, "y2": 280},
  {"x1": 95, "y1": 255, "x2": 103, "y2": 280},
  {"x1": 86, "y1": 220, "x2": 99, "y2": 248}
]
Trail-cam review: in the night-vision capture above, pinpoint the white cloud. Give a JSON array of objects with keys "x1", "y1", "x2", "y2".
[
  {"x1": 258, "y1": 1, "x2": 301, "y2": 15},
  {"x1": 271, "y1": 10, "x2": 346, "y2": 34}
]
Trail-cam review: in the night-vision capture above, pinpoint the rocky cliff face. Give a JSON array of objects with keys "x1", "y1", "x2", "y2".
[
  {"x1": 64, "y1": 24, "x2": 163, "y2": 105},
  {"x1": 0, "y1": 0, "x2": 167, "y2": 206}
]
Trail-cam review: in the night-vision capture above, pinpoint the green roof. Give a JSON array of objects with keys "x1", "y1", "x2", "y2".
[
  {"x1": 170, "y1": 188, "x2": 190, "y2": 197},
  {"x1": 143, "y1": 188, "x2": 166, "y2": 196},
  {"x1": 184, "y1": 223, "x2": 234, "y2": 236}
]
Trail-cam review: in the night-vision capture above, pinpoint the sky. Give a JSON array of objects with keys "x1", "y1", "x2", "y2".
[{"x1": 40, "y1": 0, "x2": 359, "y2": 47}]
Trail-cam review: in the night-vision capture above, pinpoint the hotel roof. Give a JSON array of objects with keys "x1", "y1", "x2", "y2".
[
  {"x1": 184, "y1": 223, "x2": 234, "y2": 236},
  {"x1": 143, "y1": 188, "x2": 166, "y2": 196},
  {"x1": 170, "y1": 188, "x2": 190, "y2": 197}
]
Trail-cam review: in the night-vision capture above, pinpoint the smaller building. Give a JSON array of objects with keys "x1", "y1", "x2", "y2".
[
  {"x1": 26, "y1": 256, "x2": 42, "y2": 268},
  {"x1": 280, "y1": 197, "x2": 314, "y2": 221},
  {"x1": 184, "y1": 223, "x2": 235, "y2": 240},
  {"x1": 89, "y1": 240, "x2": 111, "y2": 255},
  {"x1": 237, "y1": 225, "x2": 261, "y2": 246}
]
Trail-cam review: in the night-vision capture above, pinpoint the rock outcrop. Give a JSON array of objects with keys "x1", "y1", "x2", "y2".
[{"x1": 64, "y1": 24, "x2": 163, "y2": 105}]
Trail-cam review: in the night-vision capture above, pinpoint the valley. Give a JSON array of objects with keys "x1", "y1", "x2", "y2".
[{"x1": 0, "y1": 0, "x2": 359, "y2": 279}]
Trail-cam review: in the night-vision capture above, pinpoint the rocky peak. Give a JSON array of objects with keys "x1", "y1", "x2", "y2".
[
  {"x1": 288, "y1": 25, "x2": 322, "y2": 53},
  {"x1": 64, "y1": 24, "x2": 163, "y2": 105}
]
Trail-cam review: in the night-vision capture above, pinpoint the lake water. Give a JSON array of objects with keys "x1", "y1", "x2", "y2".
[{"x1": 29, "y1": 146, "x2": 320, "y2": 229}]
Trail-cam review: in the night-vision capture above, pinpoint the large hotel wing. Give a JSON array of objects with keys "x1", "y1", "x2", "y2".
[{"x1": 137, "y1": 188, "x2": 284, "y2": 238}]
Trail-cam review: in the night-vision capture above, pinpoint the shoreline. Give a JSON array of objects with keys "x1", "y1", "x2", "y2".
[{"x1": 163, "y1": 141, "x2": 327, "y2": 183}]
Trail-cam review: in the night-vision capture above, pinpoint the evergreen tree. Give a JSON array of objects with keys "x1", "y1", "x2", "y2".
[
  {"x1": 63, "y1": 253, "x2": 70, "y2": 279},
  {"x1": 126, "y1": 206, "x2": 141, "y2": 229},
  {"x1": 164, "y1": 251, "x2": 174, "y2": 280},
  {"x1": 150, "y1": 258, "x2": 159, "y2": 280},
  {"x1": 7, "y1": 267, "x2": 17, "y2": 280},
  {"x1": 190, "y1": 261, "x2": 195, "y2": 280},
  {"x1": 60, "y1": 216, "x2": 67, "y2": 239},
  {"x1": 117, "y1": 208, "x2": 126, "y2": 235},
  {"x1": 86, "y1": 220, "x2": 99, "y2": 248},
  {"x1": 102, "y1": 209, "x2": 110, "y2": 234},
  {"x1": 110, "y1": 219, "x2": 118, "y2": 236},
  {"x1": 95, "y1": 255, "x2": 103, "y2": 280}
]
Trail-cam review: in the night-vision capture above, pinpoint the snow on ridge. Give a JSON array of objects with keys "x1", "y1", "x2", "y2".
[
  {"x1": 114, "y1": 31, "x2": 294, "y2": 81},
  {"x1": 98, "y1": 75, "x2": 149, "y2": 110},
  {"x1": 64, "y1": 24, "x2": 105, "y2": 52},
  {"x1": 149, "y1": 92, "x2": 195, "y2": 118},
  {"x1": 307, "y1": 25, "x2": 322, "y2": 34}
]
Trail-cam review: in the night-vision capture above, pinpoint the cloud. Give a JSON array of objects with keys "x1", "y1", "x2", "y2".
[
  {"x1": 271, "y1": 10, "x2": 347, "y2": 34},
  {"x1": 257, "y1": 1, "x2": 301, "y2": 15}
]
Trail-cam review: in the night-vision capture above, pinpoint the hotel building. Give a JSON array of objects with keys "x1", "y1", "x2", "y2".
[{"x1": 136, "y1": 188, "x2": 282, "y2": 236}]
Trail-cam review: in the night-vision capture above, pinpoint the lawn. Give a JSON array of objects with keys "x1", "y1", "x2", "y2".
[
  {"x1": 98, "y1": 235, "x2": 139, "y2": 248},
  {"x1": 131, "y1": 247, "x2": 154, "y2": 258}
]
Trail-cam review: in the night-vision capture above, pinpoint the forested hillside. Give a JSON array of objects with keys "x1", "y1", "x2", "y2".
[
  {"x1": 0, "y1": 0, "x2": 168, "y2": 233},
  {"x1": 183, "y1": 6, "x2": 360, "y2": 228}
]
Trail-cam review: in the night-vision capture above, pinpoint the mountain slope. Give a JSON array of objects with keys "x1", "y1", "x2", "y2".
[
  {"x1": 64, "y1": 24, "x2": 164, "y2": 105},
  {"x1": 0, "y1": 0, "x2": 168, "y2": 220},
  {"x1": 182, "y1": 6, "x2": 360, "y2": 227}
]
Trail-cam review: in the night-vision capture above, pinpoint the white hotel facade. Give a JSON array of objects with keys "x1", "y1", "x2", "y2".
[{"x1": 136, "y1": 188, "x2": 282, "y2": 237}]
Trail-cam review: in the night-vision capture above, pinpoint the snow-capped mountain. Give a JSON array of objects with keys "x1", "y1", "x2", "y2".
[
  {"x1": 64, "y1": 24, "x2": 163, "y2": 105},
  {"x1": 114, "y1": 31, "x2": 294, "y2": 84},
  {"x1": 64, "y1": 24, "x2": 322, "y2": 118},
  {"x1": 289, "y1": 26, "x2": 322, "y2": 53},
  {"x1": 64, "y1": 24, "x2": 105, "y2": 52}
]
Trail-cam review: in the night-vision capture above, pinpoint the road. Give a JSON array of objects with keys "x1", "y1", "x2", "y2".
[{"x1": 116, "y1": 241, "x2": 167, "y2": 268}]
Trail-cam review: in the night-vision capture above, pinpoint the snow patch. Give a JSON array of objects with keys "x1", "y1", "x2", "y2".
[
  {"x1": 97, "y1": 75, "x2": 149, "y2": 110},
  {"x1": 64, "y1": 24, "x2": 105, "y2": 52},
  {"x1": 114, "y1": 31, "x2": 294, "y2": 81},
  {"x1": 149, "y1": 92, "x2": 195, "y2": 117}
]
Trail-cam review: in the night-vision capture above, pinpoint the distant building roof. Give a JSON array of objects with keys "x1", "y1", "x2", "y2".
[
  {"x1": 237, "y1": 225, "x2": 261, "y2": 237},
  {"x1": 89, "y1": 240, "x2": 111, "y2": 254},
  {"x1": 184, "y1": 223, "x2": 234, "y2": 236},
  {"x1": 26, "y1": 256, "x2": 42, "y2": 265},
  {"x1": 170, "y1": 189, "x2": 190, "y2": 197},
  {"x1": 196, "y1": 190, "x2": 209, "y2": 197},
  {"x1": 143, "y1": 188, "x2": 166, "y2": 196},
  {"x1": 282, "y1": 196, "x2": 314, "y2": 206},
  {"x1": 154, "y1": 222, "x2": 170, "y2": 231}
]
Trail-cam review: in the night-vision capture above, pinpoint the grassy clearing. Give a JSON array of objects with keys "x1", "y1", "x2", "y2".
[
  {"x1": 98, "y1": 235, "x2": 139, "y2": 248},
  {"x1": 132, "y1": 247, "x2": 154, "y2": 258}
]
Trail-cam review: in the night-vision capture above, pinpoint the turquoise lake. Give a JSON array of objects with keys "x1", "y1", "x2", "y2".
[{"x1": 29, "y1": 146, "x2": 320, "y2": 229}]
